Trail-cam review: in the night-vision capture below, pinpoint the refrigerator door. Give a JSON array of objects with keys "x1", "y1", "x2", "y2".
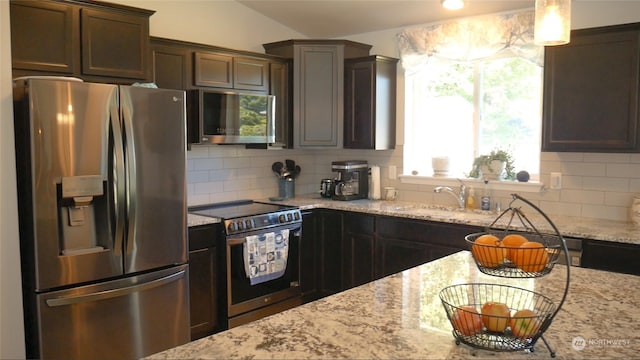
[
  {"x1": 119, "y1": 86, "x2": 187, "y2": 273},
  {"x1": 13, "y1": 79, "x2": 123, "y2": 291},
  {"x1": 35, "y1": 264, "x2": 190, "y2": 360}
]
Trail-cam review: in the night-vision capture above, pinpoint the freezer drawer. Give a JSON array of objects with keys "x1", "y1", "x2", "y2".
[{"x1": 34, "y1": 265, "x2": 190, "y2": 360}]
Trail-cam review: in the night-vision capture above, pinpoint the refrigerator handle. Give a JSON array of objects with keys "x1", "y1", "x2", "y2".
[
  {"x1": 120, "y1": 94, "x2": 137, "y2": 256},
  {"x1": 111, "y1": 103, "x2": 126, "y2": 256},
  {"x1": 45, "y1": 269, "x2": 187, "y2": 307}
]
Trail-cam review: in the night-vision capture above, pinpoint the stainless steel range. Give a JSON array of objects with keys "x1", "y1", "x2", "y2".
[{"x1": 190, "y1": 201, "x2": 302, "y2": 328}]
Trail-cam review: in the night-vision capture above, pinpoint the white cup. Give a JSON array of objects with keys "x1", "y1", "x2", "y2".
[{"x1": 384, "y1": 187, "x2": 398, "y2": 200}]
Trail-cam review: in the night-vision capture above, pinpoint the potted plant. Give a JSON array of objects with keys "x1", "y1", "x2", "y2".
[{"x1": 468, "y1": 148, "x2": 516, "y2": 180}]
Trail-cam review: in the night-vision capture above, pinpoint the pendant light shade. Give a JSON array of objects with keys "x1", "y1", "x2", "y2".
[{"x1": 534, "y1": 0, "x2": 572, "y2": 46}]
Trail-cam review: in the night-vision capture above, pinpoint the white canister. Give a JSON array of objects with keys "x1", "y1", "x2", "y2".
[
  {"x1": 631, "y1": 194, "x2": 640, "y2": 225},
  {"x1": 369, "y1": 165, "x2": 381, "y2": 200}
]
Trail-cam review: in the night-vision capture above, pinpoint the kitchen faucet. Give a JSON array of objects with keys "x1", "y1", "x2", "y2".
[{"x1": 434, "y1": 180, "x2": 467, "y2": 209}]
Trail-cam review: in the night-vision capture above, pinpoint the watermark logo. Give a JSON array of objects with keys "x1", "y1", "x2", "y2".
[
  {"x1": 572, "y1": 336, "x2": 631, "y2": 351},
  {"x1": 572, "y1": 336, "x2": 586, "y2": 351}
]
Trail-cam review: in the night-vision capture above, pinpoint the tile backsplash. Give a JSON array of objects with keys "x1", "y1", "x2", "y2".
[{"x1": 187, "y1": 145, "x2": 640, "y2": 222}]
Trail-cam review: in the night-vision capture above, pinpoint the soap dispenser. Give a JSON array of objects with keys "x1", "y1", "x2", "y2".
[{"x1": 466, "y1": 187, "x2": 476, "y2": 210}]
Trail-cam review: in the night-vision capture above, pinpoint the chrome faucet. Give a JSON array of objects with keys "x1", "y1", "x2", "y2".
[{"x1": 434, "y1": 180, "x2": 467, "y2": 209}]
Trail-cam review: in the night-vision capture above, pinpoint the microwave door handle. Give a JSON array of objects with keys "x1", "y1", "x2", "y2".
[
  {"x1": 268, "y1": 96, "x2": 276, "y2": 141},
  {"x1": 110, "y1": 103, "x2": 126, "y2": 256}
]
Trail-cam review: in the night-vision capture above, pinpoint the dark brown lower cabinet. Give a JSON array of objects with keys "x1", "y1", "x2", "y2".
[
  {"x1": 343, "y1": 213, "x2": 375, "y2": 289},
  {"x1": 582, "y1": 240, "x2": 640, "y2": 276},
  {"x1": 188, "y1": 224, "x2": 220, "y2": 340},
  {"x1": 300, "y1": 211, "x2": 320, "y2": 302},
  {"x1": 304, "y1": 210, "x2": 481, "y2": 300}
]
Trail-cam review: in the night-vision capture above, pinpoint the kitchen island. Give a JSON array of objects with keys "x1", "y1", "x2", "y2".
[{"x1": 148, "y1": 251, "x2": 640, "y2": 359}]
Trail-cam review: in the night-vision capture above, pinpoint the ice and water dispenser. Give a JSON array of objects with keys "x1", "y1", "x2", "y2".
[{"x1": 57, "y1": 175, "x2": 109, "y2": 255}]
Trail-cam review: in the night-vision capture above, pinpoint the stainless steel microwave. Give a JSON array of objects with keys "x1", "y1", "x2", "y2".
[{"x1": 187, "y1": 90, "x2": 275, "y2": 144}]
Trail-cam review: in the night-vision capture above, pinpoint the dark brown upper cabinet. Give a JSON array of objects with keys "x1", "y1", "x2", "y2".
[
  {"x1": 80, "y1": 7, "x2": 150, "y2": 80},
  {"x1": 542, "y1": 22, "x2": 640, "y2": 152},
  {"x1": 344, "y1": 55, "x2": 398, "y2": 150},
  {"x1": 10, "y1": 0, "x2": 153, "y2": 82},
  {"x1": 194, "y1": 52, "x2": 269, "y2": 92},
  {"x1": 194, "y1": 52, "x2": 233, "y2": 88},
  {"x1": 10, "y1": 0, "x2": 79, "y2": 74},
  {"x1": 151, "y1": 37, "x2": 191, "y2": 90}
]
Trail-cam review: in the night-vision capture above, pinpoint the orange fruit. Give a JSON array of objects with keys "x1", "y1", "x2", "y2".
[
  {"x1": 451, "y1": 306, "x2": 483, "y2": 336},
  {"x1": 512, "y1": 241, "x2": 549, "y2": 273},
  {"x1": 500, "y1": 234, "x2": 528, "y2": 261},
  {"x1": 471, "y1": 234, "x2": 506, "y2": 268}
]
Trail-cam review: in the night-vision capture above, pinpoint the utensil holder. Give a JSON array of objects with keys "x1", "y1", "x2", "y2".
[{"x1": 279, "y1": 178, "x2": 295, "y2": 199}]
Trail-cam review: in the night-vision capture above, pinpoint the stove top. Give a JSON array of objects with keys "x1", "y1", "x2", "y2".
[{"x1": 190, "y1": 200, "x2": 301, "y2": 235}]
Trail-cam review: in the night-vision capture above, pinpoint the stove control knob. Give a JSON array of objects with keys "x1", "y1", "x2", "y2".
[
  {"x1": 294, "y1": 212, "x2": 300, "y2": 221},
  {"x1": 238, "y1": 221, "x2": 246, "y2": 231},
  {"x1": 227, "y1": 222, "x2": 237, "y2": 233},
  {"x1": 245, "y1": 219, "x2": 253, "y2": 229},
  {"x1": 278, "y1": 214, "x2": 286, "y2": 223},
  {"x1": 287, "y1": 213, "x2": 293, "y2": 221}
]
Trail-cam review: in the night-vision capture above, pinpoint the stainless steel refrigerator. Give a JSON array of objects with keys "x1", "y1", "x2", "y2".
[{"x1": 13, "y1": 78, "x2": 190, "y2": 360}]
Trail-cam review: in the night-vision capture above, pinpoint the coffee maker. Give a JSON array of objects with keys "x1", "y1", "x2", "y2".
[{"x1": 331, "y1": 160, "x2": 368, "y2": 201}]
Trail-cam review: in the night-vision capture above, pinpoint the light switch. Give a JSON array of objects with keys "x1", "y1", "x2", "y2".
[{"x1": 550, "y1": 172, "x2": 562, "y2": 190}]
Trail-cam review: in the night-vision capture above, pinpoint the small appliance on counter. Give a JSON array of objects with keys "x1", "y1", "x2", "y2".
[{"x1": 331, "y1": 160, "x2": 369, "y2": 201}]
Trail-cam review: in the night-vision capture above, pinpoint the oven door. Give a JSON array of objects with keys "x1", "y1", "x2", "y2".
[{"x1": 226, "y1": 223, "x2": 301, "y2": 320}]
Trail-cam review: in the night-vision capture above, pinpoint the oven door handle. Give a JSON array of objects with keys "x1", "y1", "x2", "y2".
[{"x1": 227, "y1": 238, "x2": 246, "y2": 246}]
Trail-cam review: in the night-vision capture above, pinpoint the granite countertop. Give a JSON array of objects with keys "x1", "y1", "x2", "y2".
[
  {"x1": 148, "y1": 251, "x2": 640, "y2": 359},
  {"x1": 187, "y1": 195, "x2": 640, "y2": 245}
]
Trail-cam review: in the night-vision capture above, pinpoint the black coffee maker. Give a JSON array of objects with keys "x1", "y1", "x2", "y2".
[{"x1": 331, "y1": 160, "x2": 369, "y2": 201}]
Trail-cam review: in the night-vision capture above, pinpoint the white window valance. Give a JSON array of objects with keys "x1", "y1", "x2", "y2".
[{"x1": 397, "y1": 10, "x2": 543, "y2": 70}]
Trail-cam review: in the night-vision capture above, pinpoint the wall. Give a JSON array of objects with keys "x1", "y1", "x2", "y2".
[{"x1": 0, "y1": 1, "x2": 25, "y2": 358}]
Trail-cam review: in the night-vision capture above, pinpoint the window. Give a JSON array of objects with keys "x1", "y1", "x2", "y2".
[
  {"x1": 397, "y1": 10, "x2": 543, "y2": 182},
  {"x1": 404, "y1": 56, "x2": 542, "y2": 179}
]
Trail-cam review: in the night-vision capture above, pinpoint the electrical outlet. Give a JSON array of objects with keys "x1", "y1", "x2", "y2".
[{"x1": 550, "y1": 172, "x2": 562, "y2": 189}]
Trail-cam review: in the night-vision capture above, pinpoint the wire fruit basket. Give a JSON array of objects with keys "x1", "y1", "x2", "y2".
[
  {"x1": 440, "y1": 283, "x2": 556, "y2": 352},
  {"x1": 441, "y1": 194, "x2": 571, "y2": 357}
]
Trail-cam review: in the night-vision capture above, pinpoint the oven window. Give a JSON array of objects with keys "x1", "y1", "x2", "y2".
[{"x1": 228, "y1": 234, "x2": 299, "y2": 305}]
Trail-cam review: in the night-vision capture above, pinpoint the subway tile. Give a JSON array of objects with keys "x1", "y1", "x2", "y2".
[
  {"x1": 583, "y1": 153, "x2": 630, "y2": 163},
  {"x1": 560, "y1": 189, "x2": 604, "y2": 205},
  {"x1": 561, "y1": 162, "x2": 606, "y2": 176},
  {"x1": 187, "y1": 170, "x2": 209, "y2": 184},
  {"x1": 194, "y1": 181, "x2": 223, "y2": 194},
  {"x1": 604, "y1": 192, "x2": 636, "y2": 207},
  {"x1": 581, "y1": 204, "x2": 628, "y2": 221},
  {"x1": 193, "y1": 157, "x2": 224, "y2": 171},
  {"x1": 582, "y1": 176, "x2": 629, "y2": 192},
  {"x1": 606, "y1": 163, "x2": 640, "y2": 178}
]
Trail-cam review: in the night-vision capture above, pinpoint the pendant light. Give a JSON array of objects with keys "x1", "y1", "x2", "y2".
[
  {"x1": 534, "y1": 0, "x2": 572, "y2": 46},
  {"x1": 441, "y1": 0, "x2": 464, "y2": 11}
]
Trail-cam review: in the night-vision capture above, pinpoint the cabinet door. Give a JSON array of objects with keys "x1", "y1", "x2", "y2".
[
  {"x1": 316, "y1": 210, "x2": 344, "y2": 296},
  {"x1": 194, "y1": 52, "x2": 233, "y2": 88},
  {"x1": 10, "y1": 0, "x2": 79, "y2": 74},
  {"x1": 187, "y1": 225, "x2": 219, "y2": 340},
  {"x1": 152, "y1": 41, "x2": 190, "y2": 90},
  {"x1": 294, "y1": 45, "x2": 343, "y2": 147},
  {"x1": 342, "y1": 213, "x2": 375, "y2": 289},
  {"x1": 269, "y1": 60, "x2": 293, "y2": 148},
  {"x1": 81, "y1": 8, "x2": 150, "y2": 80},
  {"x1": 582, "y1": 240, "x2": 640, "y2": 275},
  {"x1": 344, "y1": 56, "x2": 397, "y2": 150},
  {"x1": 234, "y1": 57, "x2": 269, "y2": 91},
  {"x1": 300, "y1": 211, "x2": 319, "y2": 302},
  {"x1": 542, "y1": 23, "x2": 640, "y2": 152},
  {"x1": 376, "y1": 236, "x2": 431, "y2": 278}
]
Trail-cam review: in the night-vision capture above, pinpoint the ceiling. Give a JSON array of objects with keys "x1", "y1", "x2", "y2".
[{"x1": 237, "y1": 0, "x2": 535, "y2": 38}]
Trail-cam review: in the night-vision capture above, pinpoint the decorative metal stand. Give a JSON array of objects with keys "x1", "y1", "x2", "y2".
[{"x1": 440, "y1": 194, "x2": 570, "y2": 357}]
